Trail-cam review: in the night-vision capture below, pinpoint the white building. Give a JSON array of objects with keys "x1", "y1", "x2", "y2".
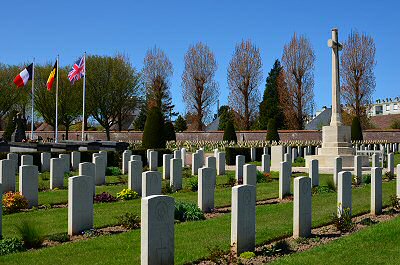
[{"x1": 368, "y1": 97, "x2": 400, "y2": 117}]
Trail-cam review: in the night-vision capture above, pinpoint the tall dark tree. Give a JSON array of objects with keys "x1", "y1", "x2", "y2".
[
  {"x1": 142, "y1": 107, "x2": 166, "y2": 149},
  {"x1": 218, "y1": 105, "x2": 234, "y2": 131},
  {"x1": 174, "y1": 115, "x2": 187, "y2": 132},
  {"x1": 259, "y1": 60, "x2": 285, "y2": 129}
]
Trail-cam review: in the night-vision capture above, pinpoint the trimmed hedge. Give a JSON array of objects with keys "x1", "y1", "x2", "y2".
[{"x1": 225, "y1": 147, "x2": 264, "y2": 165}]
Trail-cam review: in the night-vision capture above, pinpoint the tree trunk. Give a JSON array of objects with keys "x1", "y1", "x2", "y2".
[
  {"x1": 65, "y1": 124, "x2": 69, "y2": 140},
  {"x1": 105, "y1": 126, "x2": 111, "y2": 141}
]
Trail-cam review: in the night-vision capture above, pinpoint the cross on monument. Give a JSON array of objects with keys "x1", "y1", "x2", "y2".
[{"x1": 327, "y1": 28, "x2": 343, "y2": 126}]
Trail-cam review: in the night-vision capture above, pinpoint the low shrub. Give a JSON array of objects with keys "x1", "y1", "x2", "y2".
[
  {"x1": 389, "y1": 195, "x2": 400, "y2": 209},
  {"x1": 312, "y1": 185, "x2": 335, "y2": 195},
  {"x1": 292, "y1": 157, "x2": 305, "y2": 166},
  {"x1": 261, "y1": 240, "x2": 291, "y2": 256},
  {"x1": 117, "y1": 175, "x2": 128, "y2": 184},
  {"x1": 40, "y1": 173, "x2": 50, "y2": 181},
  {"x1": 240, "y1": 251, "x2": 256, "y2": 259},
  {"x1": 106, "y1": 167, "x2": 122, "y2": 176},
  {"x1": 0, "y1": 237, "x2": 25, "y2": 256},
  {"x1": 227, "y1": 174, "x2": 236, "y2": 187},
  {"x1": 187, "y1": 177, "x2": 198, "y2": 191},
  {"x1": 225, "y1": 147, "x2": 251, "y2": 165},
  {"x1": 15, "y1": 220, "x2": 44, "y2": 249},
  {"x1": 326, "y1": 177, "x2": 336, "y2": 192},
  {"x1": 117, "y1": 213, "x2": 140, "y2": 229},
  {"x1": 182, "y1": 167, "x2": 193, "y2": 178},
  {"x1": 38, "y1": 180, "x2": 47, "y2": 191},
  {"x1": 174, "y1": 201, "x2": 205, "y2": 222},
  {"x1": 162, "y1": 183, "x2": 174, "y2": 194},
  {"x1": 116, "y1": 189, "x2": 139, "y2": 200},
  {"x1": 47, "y1": 233, "x2": 70, "y2": 243},
  {"x1": 332, "y1": 207, "x2": 354, "y2": 233},
  {"x1": 94, "y1": 192, "x2": 117, "y2": 203},
  {"x1": 362, "y1": 174, "x2": 371, "y2": 184},
  {"x1": 384, "y1": 172, "x2": 395, "y2": 181},
  {"x1": 359, "y1": 217, "x2": 378, "y2": 226},
  {"x1": 256, "y1": 171, "x2": 272, "y2": 183},
  {"x1": 2, "y1": 192, "x2": 28, "y2": 214}
]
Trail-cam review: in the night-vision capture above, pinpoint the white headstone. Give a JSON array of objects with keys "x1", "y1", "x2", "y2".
[
  {"x1": 163, "y1": 154, "x2": 173, "y2": 180},
  {"x1": 372, "y1": 153, "x2": 379, "y2": 168},
  {"x1": 216, "y1": 152, "x2": 225, "y2": 176},
  {"x1": 68, "y1": 175, "x2": 94, "y2": 235},
  {"x1": 279, "y1": 161, "x2": 291, "y2": 199},
  {"x1": 292, "y1": 148, "x2": 298, "y2": 163},
  {"x1": 197, "y1": 149, "x2": 205, "y2": 166},
  {"x1": 235, "y1": 155, "x2": 245, "y2": 183},
  {"x1": 309, "y1": 159, "x2": 319, "y2": 187},
  {"x1": 243, "y1": 164, "x2": 257, "y2": 187},
  {"x1": 0, "y1": 159, "x2": 15, "y2": 192},
  {"x1": 122, "y1": 150, "x2": 132, "y2": 174},
  {"x1": 337, "y1": 171, "x2": 352, "y2": 217},
  {"x1": 293, "y1": 176, "x2": 312, "y2": 238},
  {"x1": 142, "y1": 171, "x2": 162, "y2": 197},
  {"x1": 388, "y1": 153, "x2": 395, "y2": 176},
  {"x1": 181, "y1": 148, "x2": 186, "y2": 167},
  {"x1": 21, "y1": 155, "x2": 33, "y2": 166},
  {"x1": 7, "y1": 153, "x2": 18, "y2": 173},
  {"x1": 128, "y1": 160, "x2": 142, "y2": 196},
  {"x1": 271, "y1": 145, "x2": 285, "y2": 167},
  {"x1": 205, "y1": 156, "x2": 217, "y2": 172},
  {"x1": 397, "y1": 164, "x2": 400, "y2": 198},
  {"x1": 50, "y1": 158, "x2": 65, "y2": 189},
  {"x1": 262, "y1": 154, "x2": 270, "y2": 174},
  {"x1": 79, "y1": 162, "x2": 96, "y2": 195},
  {"x1": 41, "y1": 152, "x2": 51, "y2": 172},
  {"x1": 71, "y1": 151, "x2": 81, "y2": 171},
  {"x1": 263, "y1": 147, "x2": 269, "y2": 155},
  {"x1": 231, "y1": 184, "x2": 256, "y2": 255},
  {"x1": 198, "y1": 167, "x2": 215, "y2": 213},
  {"x1": 173, "y1": 150, "x2": 181, "y2": 159},
  {"x1": 371, "y1": 167, "x2": 382, "y2": 215},
  {"x1": 59, "y1": 154, "x2": 70, "y2": 173},
  {"x1": 333, "y1": 157, "x2": 342, "y2": 187},
  {"x1": 149, "y1": 151, "x2": 158, "y2": 171},
  {"x1": 93, "y1": 156, "x2": 106, "y2": 185},
  {"x1": 354, "y1": 155, "x2": 362, "y2": 184},
  {"x1": 250, "y1": 147, "x2": 256, "y2": 162},
  {"x1": 19, "y1": 165, "x2": 38, "y2": 208},
  {"x1": 141, "y1": 195, "x2": 174, "y2": 265},
  {"x1": 130, "y1": 155, "x2": 142, "y2": 162},
  {"x1": 170, "y1": 158, "x2": 182, "y2": 191},
  {"x1": 99, "y1": 150, "x2": 108, "y2": 167},
  {"x1": 191, "y1": 152, "x2": 201, "y2": 175}
]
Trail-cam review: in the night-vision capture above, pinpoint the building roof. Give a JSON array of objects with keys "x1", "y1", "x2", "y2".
[
  {"x1": 305, "y1": 108, "x2": 332, "y2": 130},
  {"x1": 370, "y1": 113, "x2": 400, "y2": 129}
]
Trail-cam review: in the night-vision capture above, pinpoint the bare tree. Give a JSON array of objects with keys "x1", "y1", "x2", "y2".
[
  {"x1": 142, "y1": 47, "x2": 173, "y2": 113},
  {"x1": 182, "y1": 42, "x2": 219, "y2": 131},
  {"x1": 227, "y1": 40, "x2": 263, "y2": 130},
  {"x1": 281, "y1": 33, "x2": 315, "y2": 130},
  {"x1": 340, "y1": 30, "x2": 376, "y2": 121}
]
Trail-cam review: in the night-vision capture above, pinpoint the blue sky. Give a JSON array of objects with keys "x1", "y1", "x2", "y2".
[{"x1": 0, "y1": 0, "x2": 398, "y2": 117}]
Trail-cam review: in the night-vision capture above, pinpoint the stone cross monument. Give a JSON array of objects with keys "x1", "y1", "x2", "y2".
[
  {"x1": 305, "y1": 28, "x2": 366, "y2": 168},
  {"x1": 328, "y1": 29, "x2": 343, "y2": 127}
]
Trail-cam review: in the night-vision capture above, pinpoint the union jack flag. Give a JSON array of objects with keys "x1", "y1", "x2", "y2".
[{"x1": 68, "y1": 56, "x2": 85, "y2": 84}]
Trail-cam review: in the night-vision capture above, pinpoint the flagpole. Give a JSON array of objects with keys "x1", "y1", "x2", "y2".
[
  {"x1": 82, "y1": 52, "x2": 86, "y2": 141},
  {"x1": 55, "y1": 55, "x2": 59, "y2": 143},
  {"x1": 31, "y1": 58, "x2": 35, "y2": 140}
]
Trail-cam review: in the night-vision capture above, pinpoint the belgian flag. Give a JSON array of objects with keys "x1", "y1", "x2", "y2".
[{"x1": 46, "y1": 61, "x2": 57, "y2": 91}]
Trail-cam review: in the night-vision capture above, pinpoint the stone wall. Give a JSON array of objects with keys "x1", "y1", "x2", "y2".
[{"x1": 11, "y1": 129, "x2": 400, "y2": 143}]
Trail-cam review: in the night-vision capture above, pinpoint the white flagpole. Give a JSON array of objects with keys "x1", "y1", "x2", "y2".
[
  {"x1": 82, "y1": 52, "x2": 86, "y2": 141},
  {"x1": 55, "y1": 55, "x2": 59, "y2": 143},
  {"x1": 31, "y1": 58, "x2": 35, "y2": 140}
]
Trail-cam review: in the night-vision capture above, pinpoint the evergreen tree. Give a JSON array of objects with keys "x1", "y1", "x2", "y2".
[
  {"x1": 218, "y1": 105, "x2": 234, "y2": 130},
  {"x1": 133, "y1": 104, "x2": 147, "y2": 131},
  {"x1": 174, "y1": 115, "x2": 187, "y2": 132},
  {"x1": 223, "y1": 119, "x2": 237, "y2": 143},
  {"x1": 142, "y1": 107, "x2": 166, "y2": 149},
  {"x1": 259, "y1": 60, "x2": 285, "y2": 129},
  {"x1": 351, "y1": 116, "x2": 363, "y2": 141},
  {"x1": 266, "y1": 118, "x2": 280, "y2": 142}
]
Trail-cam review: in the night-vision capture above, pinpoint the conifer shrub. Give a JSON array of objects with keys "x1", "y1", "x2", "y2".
[
  {"x1": 164, "y1": 121, "x2": 176, "y2": 141},
  {"x1": 351, "y1": 116, "x2": 363, "y2": 141},
  {"x1": 223, "y1": 119, "x2": 237, "y2": 143},
  {"x1": 266, "y1": 118, "x2": 280, "y2": 142},
  {"x1": 142, "y1": 107, "x2": 166, "y2": 149}
]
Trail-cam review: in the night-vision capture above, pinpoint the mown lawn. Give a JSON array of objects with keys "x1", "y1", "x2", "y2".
[
  {"x1": 0, "y1": 173, "x2": 396, "y2": 264},
  {"x1": 271, "y1": 215, "x2": 400, "y2": 265}
]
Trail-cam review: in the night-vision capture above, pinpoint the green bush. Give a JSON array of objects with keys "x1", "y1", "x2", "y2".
[
  {"x1": 116, "y1": 213, "x2": 140, "y2": 229},
  {"x1": 227, "y1": 174, "x2": 236, "y2": 187},
  {"x1": 240, "y1": 251, "x2": 256, "y2": 259},
  {"x1": 162, "y1": 183, "x2": 174, "y2": 194},
  {"x1": 174, "y1": 201, "x2": 205, "y2": 222},
  {"x1": 187, "y1": 177, "x2": 198, "y2": 191},
  {"x1": 389, "y1": 195, "x2": 400, "y2": 209},
  {"x1": 332, "y1": 207, "x2": 354, "y2": 233},
  {"x1": 142, "y1": 107, "x2": 166, "y2": 149},
  {"x1": 223, "y1": 119, "x2": 237, "y2": 143},
  {"x1": 326, "y1": 177, "x2": 336, "y2": 192},
  {"x1": 266, "y1": 118, "x2": 280, "y2": 142},
  {"x1": 47, "y1": 233, "x2": 69, "y2": 243},
  {"x1": 363, "y1": 174, "x2": 371, "y2": 184},
  {"x1": 351, "y1": 116, "x2": 363, "y2": 141},
  {"x1": 182, "y1": 167, "x2": 193, "y2": 178},
  {"x1": 0, "y1": 237, "x2": 25, "y2": 256},
  {"x1": 106, "y1": 167, "x2": 122, "y2": 176},
  {"x1": 116, "y1": 189, "x2": 139, "y2": 200},
  {"x1": 15, "y1": 220, "x2": 44, "y2": 249}
]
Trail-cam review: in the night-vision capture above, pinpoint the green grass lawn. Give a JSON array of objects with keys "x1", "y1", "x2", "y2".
[
  {"x1": 0, "y1": 172, "x2": 396, "y2": 264},
  {"x1": 270, "y1": 215, "x2": 400, "y2": 265},
  {"x1": 394, "y1": 153, "x2": 400, "y2": 167}
]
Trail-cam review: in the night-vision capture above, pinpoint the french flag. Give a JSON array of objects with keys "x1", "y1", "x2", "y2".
[{"x1": 14, "y1": 63, "x2": 33, "y2": 88}]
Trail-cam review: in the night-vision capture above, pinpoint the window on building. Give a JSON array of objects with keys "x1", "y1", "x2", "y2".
[
  {"x1": 386, "y1": 105, "x2": 390, "y2": 111},
  {"x1": 394, "y1": 104, "x2": 398, "y2": 110}
]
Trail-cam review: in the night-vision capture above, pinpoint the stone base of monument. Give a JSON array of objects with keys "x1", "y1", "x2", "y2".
[{"x1": 305, "y1": 125, "x2": 368, "y2": 168}]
